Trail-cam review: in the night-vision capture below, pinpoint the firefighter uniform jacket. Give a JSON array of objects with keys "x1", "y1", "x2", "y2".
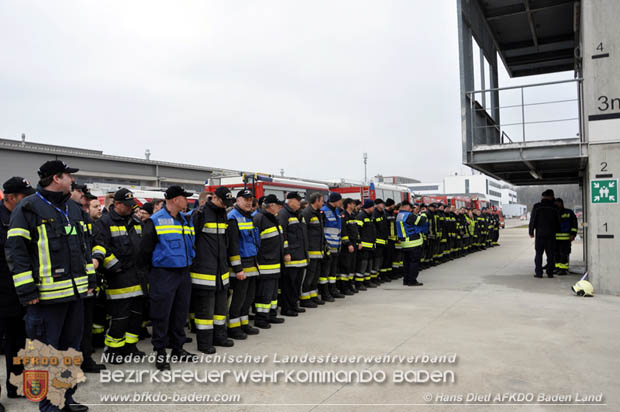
[
  {"x1": 386, "y1": 209, "x2": 397, "y2": 243},
  {"x1": 227, "y1": 206, "x2": 260, "y2": 277},
  {"x1": 373, "y1": 209, "x2": 388, "y2": 247},
  {"x1": 253, "y1": 209, "x2": 284, "y2": 279},
  {"x1": 342, "y1": 210, "x2": 359, "y2": 246},
  {"x1": 1, "y1": 201, "x2": 22, "y2": 318},
  {"x1": 190, "y1": 201, "x2": 230, "y2": 290},
  {"x1": 278, "y1": 204, "x2": 308, "y2": 268},
  {"x1": 302, "y1": 206, "x2": 325, "y2": 260},
  {"x1": 556, "y1": 208, "x2": 578, "y2": 241},
  {"x1": 356, "y1": 209, "x2": 376, "y2": 250},
  {"x1": 6, "y1": 188, "x2": 96, "y2": 305},
  {"x1": 92, "y1": 208, "x2": 144, "y2": 300}
]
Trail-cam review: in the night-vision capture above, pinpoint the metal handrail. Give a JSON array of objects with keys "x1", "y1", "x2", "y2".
[
  {"x1": 467, "y1": 78, "x2": 583, "y2": 144},
  {"x1": 466, "y1": 78, "x2": 582, "y2": 95}
]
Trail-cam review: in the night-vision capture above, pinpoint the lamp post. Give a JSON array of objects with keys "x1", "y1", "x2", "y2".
[{"x1": 363, "y1": 152, "x2": 368, "y2": 184}]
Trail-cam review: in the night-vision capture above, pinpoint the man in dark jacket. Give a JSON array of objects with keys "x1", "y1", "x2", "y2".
[
  {"x1": 253, "y1": 195, "x2": 285, "y2": 328},
  {"x1": 529, "y1": 189, "x2": 561, "y2": 278},
  {"x1": 6, "y1": 161, "x2": 95, "y2": 412},
  {"x1": 372, "y1": 199, "x2": 388, "y2": 283},
  {"x1": 92, "y1": 189, "x2": 145, "y2": 363},
  {"x1": 356, "y1": 199, "x2": 376, "y2": 289},
  {"x1": 190, "y1": 186, "x2": 234, "y2": 354},
  {"x1": 0, "y1": 177, "x2": 33, "y2": 407},
  {"x1": 278, "y1": 192, "x2": 308, "y2": 316},
  {"x1": 300, "y1": 193, "x2": 325, "y2": 307}
]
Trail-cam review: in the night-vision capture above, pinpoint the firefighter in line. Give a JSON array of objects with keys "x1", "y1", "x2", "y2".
[
  {"x1": 190, "y1": 186, "x2": 234, "y2": 354},
  {"x1": 321, "y1": 192, "x2": 345, "y2": 301},
  {"x1": 391, "y1": 203, "x2": 404, "y2": 278},
  {"x1": 300, "y1": 193, "x2": 325, "y2": 307},
  {"x1": 0, "y1": 177, "x2": 33, "y2": 408},
  {"x1": 372, "y1": 199, "x2": 388, "y2": 283},
  {"x1": 278, "y1": 191, "x2": 308, "y2": 317},
  {"x1": 227, "y1": 189, "x2": 260, "y2": 339},
  {"x1": 6, "y1": 160, "x2": 96, "y2": 412},
  {"x1": 355, "y1": 199, "x2": 376, "y2": 289},
  {"x1": 382, "y1": 199, "x2": 397, "y2": 280},
  {"x1": 92, "y1": 189, "x2": 145, "y2": 364},
  {"x1": 139, "y1": 185, "x2": 197, "y2": 370},
  {"x1": 553, "y1": 198, "x2": 578, "y2": 276},
  {"x1": 253, "y1": 194, "x2": 285, "y2": 328},
  {"x1": 396, "y1": 201, "x2": 427, "y2": 286},
  {"x1": 340, "y1": 198, "x2": 359, "y2": 294}
]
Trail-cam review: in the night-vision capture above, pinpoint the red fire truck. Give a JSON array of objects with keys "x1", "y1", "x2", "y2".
[
  {"x1": 205, "y1": 173, "x2": 329, "y2": 200},
  {"x1": 329, "y1": 181, "x2": 413, "y2": 202}
]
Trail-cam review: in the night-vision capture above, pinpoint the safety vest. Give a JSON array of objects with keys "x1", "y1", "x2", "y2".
[
  {"x1": 150, "y1": 207, "x2": 195, "y2": 268},
  {"x1": 321, "y1": 204, "x2": 341, "y2": 253},
  {"x1": 228, "y1": 207, "x2": 259, "y2": 258},
  {"x1": 395, "y1": 211, "x2": 424, "y2": 249}
]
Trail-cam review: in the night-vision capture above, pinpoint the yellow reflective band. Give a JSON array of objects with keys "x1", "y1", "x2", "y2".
[
  {"x1": 105, "y1": 285, "x2": 143, "y2": 299},
  {"x1": 103, "y1": 254, "x2": 119, "y2": 269},
  {"x1": 341, "y1": 236, "x2": 349, "y2": 241},
  {"x1": 36, "y1": 224, "x2": 52, "y2": 280},
  {"x1": 7, "y1": 227, "x2": 31, "y2": 240},
  {"x1": 191, "y1": 273, "x2": 216, "y2": 281},
  {"x1": 92, "y1": 245, "x2": 106, "y2": 256},
  {"x1": 204, "y1": 222, "x2": 228, "y2": 229},
  {"x1": 361, "y1": 241, "x2": 374, "y2": 248},
  {"x1": 39, "y1": 287, "x2": 75, "y2": 300},
  {"x1": 376, "y1": 238, "x2": 386, "y2": 245},
  {"x1": 238, "y1": 222, "x2": 255, "y2": 230},
  {"x1": 285, "y1": 259, "x2": 308, "y2": 267},
  {"x1": 214, "y1": 315, "x2": 226, "y2": 321},
  {"x1": 125, "y1": 332, "x2": 140, "y2": 344},
  {"x1": 85, "y1": 263, "x2": 95, "y2": 275},
  {"x1": 105, "y1": 334, "x2": 126, "y2": 348},
  {"x1": 310, "y1": 217, "x2": 319, "y2": 222},
  {"x1": 259, "y1": 263, "x2": 281, "y2": 270},
  {"x1": 13, "y1": 271, "x2": 34, "y2": 287},
  {"x1": 229, "y1": 255, "x2": 241, "y2": 265},
  {"x1": 308, "y1": 250, "x2": 323, "y2": 256}
]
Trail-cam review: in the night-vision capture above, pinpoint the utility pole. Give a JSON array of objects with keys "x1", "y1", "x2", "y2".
[{"x1": 363, "y1": 152, "x2": 368, "y2": 184}]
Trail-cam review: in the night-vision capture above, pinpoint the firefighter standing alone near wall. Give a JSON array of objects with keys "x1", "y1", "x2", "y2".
[
  {"x1": 6, "y1": 160, "x2": 96, "y2": 412},
  {"x1": 553, "y1": 198, "x2": 578, "y2": 276}
]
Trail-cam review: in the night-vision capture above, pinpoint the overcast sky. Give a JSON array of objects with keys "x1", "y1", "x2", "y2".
[{"x1": 0, "y1": 1, "x2": 573, "y2": 184}]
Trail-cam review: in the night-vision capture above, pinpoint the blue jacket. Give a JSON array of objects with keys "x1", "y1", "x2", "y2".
[
  {"x1": 321, "y1": 204, "x2": 341, "y2": 253},
  {"x1": 150, "y1": 207, "x2": 195, "y2": 268}
]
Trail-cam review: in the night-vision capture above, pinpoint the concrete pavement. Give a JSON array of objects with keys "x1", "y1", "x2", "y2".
[{"x1": 2, "y1": 227, "x2": 618, "y2": 412}]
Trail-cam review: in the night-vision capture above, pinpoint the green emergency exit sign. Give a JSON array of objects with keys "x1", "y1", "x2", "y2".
[{"x1": 591, "y1": 179, "x2": 618, "y2": 204}]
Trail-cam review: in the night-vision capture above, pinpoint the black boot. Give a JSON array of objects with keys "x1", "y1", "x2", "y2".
[
  {"x1": 197, "y1": 329, "x2": 216, "y2": 354},
  {"x1": 214, "y1": 326, "x2": 234, "y2": 347},
  {"x1": 356, "y1": 281, "x2": 367, "y2": 291},
  {"x1": 330, "y1": 283, "x2": 345, "y2": 298},
  {"x1": 103, "y1": 347, "x2": 125, "y2": 365},
  {"x1": 242, "y1": 324, "x2": 260, "y2": 335},
  {"x1": 300, "y1": 299, "x2": 318, "y2": 308},
  {"x1": 171, "y1": 348, "x2": 199, "y2": 362},
  {"x1": 268, "y1": 309, "x2": 285, "y2": 324},
  {"x1": 313, "y1": 295, "x2": 326, "y2": 305},
  {"x1": 81, "y1": 356, "x2": 106, "y2": 373},
  {"x1": 254, "y1": 317, "x2": 271, "y2": 329},
  {"x1": 320, "y1": 284, "x2": 334, "y2": 302},
  {"x1": 155, "y1": 349, "x2": 170, "y2": 370},
  {"x1": 123, "y1": 343, "x2": 146, "y2": 359},
  {"x1": 227, "y1": 327, "x2": 247, "y2": 340}
]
